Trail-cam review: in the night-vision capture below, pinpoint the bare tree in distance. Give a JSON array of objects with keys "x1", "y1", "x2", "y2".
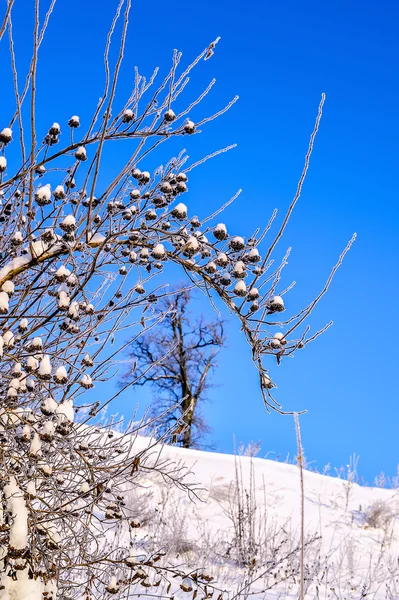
[
  {"x1": 0, "y1": 0, "x2": 356, "y2": 599},
  {"x1": 123, "y1": 289, "x2": 224, "y2": 448}
]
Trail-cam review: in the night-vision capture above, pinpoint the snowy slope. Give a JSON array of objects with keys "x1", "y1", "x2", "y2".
[{"x1": 126, "y1": 437, "x2": 399, "y2": 599}]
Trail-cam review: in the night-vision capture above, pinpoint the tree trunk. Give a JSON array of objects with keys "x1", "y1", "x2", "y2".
[{"x1": 181, "y1": 397, "x2": 196, "y2": 448}]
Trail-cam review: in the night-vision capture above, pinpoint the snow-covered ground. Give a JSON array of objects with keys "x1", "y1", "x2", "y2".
[{"x1": 126, "y1": 437, "x2": 399, "y2": 599}]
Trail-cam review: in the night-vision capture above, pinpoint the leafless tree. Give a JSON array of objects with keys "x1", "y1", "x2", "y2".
[
  {"x1": 0, "y1": 1, "x2": 355, "y2": 599},
  {"x1": 123, "y1": 289, "x2": 224, "y2": 448}
]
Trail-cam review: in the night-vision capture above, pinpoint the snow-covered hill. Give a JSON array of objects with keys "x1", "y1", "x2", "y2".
[{"x1": 127, "y1": 436, "x2": 399, "y2": 599}]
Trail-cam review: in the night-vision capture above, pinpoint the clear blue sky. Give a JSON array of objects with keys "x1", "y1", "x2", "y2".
[{"x1": 5, "y1": 0, "x2": 399, "y2": 482}]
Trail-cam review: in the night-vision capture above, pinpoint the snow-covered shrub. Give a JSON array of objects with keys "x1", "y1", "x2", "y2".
[
  {"x1": 363, "y1": 500, "x2": 395, "y2": 530},
  {"x1": 0, "y1": 1, "x2": 355, "y2": 598}
]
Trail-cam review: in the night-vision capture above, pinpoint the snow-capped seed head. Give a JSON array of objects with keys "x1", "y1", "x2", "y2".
[
  {"x1": 11, "y1": 231, "x2": 23, "y2": 246},
  {"x1": 21, "y1": 425, "x2": 32, "y2": 443},
  {"x1": 247, "y1": 287, "x2": 260, "y2": 301},
  {"x1": 58, "y1": 290, "x2": 70, "y2": 310},
  {"x1": 49, "y1": 122, "x2": 60, "y2": 135},
  {"x1": 232, "y1": 260, "x2": 247, "y2": 279},
  {"x1": 29, "y1": 336, "x2": 43, "y2": 351},
  {"x1": 215, "y1": 253, "x2": 229, "y2": 267},
  {"x1": 18, "y1": 378, "x2": 27, "y2": 393},
  {"x1": 262, "y1": 373, "x2": 274, "y2": 389},
  {"x1": 175, "y1": 181, "x2": 188, "y2": 193},
  {"x1": 0, "y1": 156, "x2": 7, "y2": 172},
  {"x1": 66, "y1": 274, "x2": 78, "y2": 287},
  {"x1": 132, "y1": 168, "x2": 141, "y2": 179},
  {"x1": 190, "y1": 216, "x2": 201, "y2": 228},
  {"x1": 68, "y1": 115, "x2": 80, "y2": 128},
  {"x1": 267, "y1": 295, "x2": 285, "y2": 313},
  {"x1": 145, "y1": 209, "x2": 157, "y2": 221},
  {"x1": 152, "y1": 196, "x2": 166, "y2": 210},
  {"x1": 41, "y1": 228, "x2": 56, "y2": 243},
  {"x1": 85, "y1": 303, "x2": 94, "y2": 314},
  {"x1": 35, "y1": 164, "x2": 46, "y2": 175},
  {"x1": 0, "y1": 291, "x2": 9, "y2": 314},
  {"x1": 139, "y1": 171, "x2": 150, "y2": 184},
  {"x1": 29, "y1": 432, "x2": 42, "y2": 457},
  {"x1": 26, "y1": 356, "x2": 38, "y2": 372},
  {"x1": 9, "y1": 378, "x2": 20, "y2": 391},
  {"x1": 129, "y1": 251, "x2": 138, "y2": 263},
  {"x1": 160, "y1": 181, "x2": 173, "y2": 194},
  {"x1": 68, "y1": 300, "x2": 80, "y2": 321},
  {"x1": 54, "y1": 365, "x2": 68, "y2": 384},
  {"x1": 80, "y1": 374, "x2": 93, "y2": 389},
  {"x1": 130, "y1": 189, "x2": 140, "y2": 200},
  {"x1": 234, "y1": 280, "x2": 247, "y2": 297},
  {"x1": 35, "y1": 184, "x2": 52, "y2": 206},
  {"x1": 41, "y1": 396, "x2": 58, "y2": 416},
  {"x1": 26, "y1": 376, "x2": 36, "y2": 392},
  {"x1": 55, "y1": 399, "x2": 74, "y2": 424},
  {"x1": 171, "y1": 202, "x2": 187, "y2": 219},
  {"x1": 37, "y1": 461, "x2": 52, "y2": 476},
  {"x1": 7, "y1": 386, "x2": 17, "y2": 399},
  {"x1": 151, "y1": 243, "x2": 166, "y2": 260},
  {"x1": 163, "y1": 108, "x2": 176, "y2": 122},
  {"x1": 12, "y1": 362, "x2": 22, "y2": 377},
  {"x1": 273, "y1": 332, "x2": 287, "y2": 345},
  {"x1": 183, "y1": 236, "x2": 200, "y2": 257},
  {"x1": 75, "y1": 146, "x2": 87, "y2": 161},
  {"x1": 134, "y1": 284, "x2": 145, "y2": 294},
  {"x1": 140, "y1": 248, "x2": 149, "y2": 260},
  {"x1": 53, "y1": 185, "x2": 66, "y2": 200},
  {"x1": 175, "y1": 173, "x2": 188, "y2": 183},
  {"x1": 205, "y1": 261, "x2": 217, "y2": 274},
  {"x1": 55, "y1": 265, "x2": 71, "y2": 282},
  {"x1": 106, "y1": 576, "x2": 119, "y2": 594},
  {"x1": 184, "y1": 120, "x2": 196, "y2": 134},
  {"x1": 270, "y1": 337, "x2": 282, "y2": 349},
  {"x1": 246, "y1": 248, "x2": 261, "y2": 263},
  {"x1": 79, "y1": 481, "x2": 90, "y2": 495},
  {"x1": 220, "y1": 272, "x2": 231, "y2": 286},
  {"x1": 42, "y1": 420, "x2": 55, "y2": 441},
  {"x1": 119, "y1": 266, "x2": 127, "y2": 276},
  {"x1": 213, "y1": 223, "x2": 228, "y2": 241},
  {"x1": 3, "y1": 330, "x2": 15, "y2": 347},
  {"x1": 38, "y1": 355, "x2": 52, "y2": 380},
  {"x1": 0, "y1": 127, "x2": 12, "y2": 144},
  {"x1": 82, "y1": 353, "x2": 94, "y2": 367},
  {"x1": 229, "y1": 236, "x2": 245, "y2": 251},
  {"x1": 60, "y1": 214, "x2": 76, "y2": 232},
  {"x1": 88, "y1": 232, "x2": 106, "y2": 247},
  {"x1": 122, "y1": 109, "x2": 135, "y2": 123},
  {"x1": 2, "y1": 280, "x2": 15, "y2": 296}
]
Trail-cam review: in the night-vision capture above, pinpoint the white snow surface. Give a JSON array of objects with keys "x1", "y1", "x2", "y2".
[{"x1": 115, "y1": 436, "x2": 399, "y2": 599}]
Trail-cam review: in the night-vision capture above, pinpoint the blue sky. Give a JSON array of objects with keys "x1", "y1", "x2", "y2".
[{"x1": 5, "y1": 0, "x2": 399, "y2": 482}]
